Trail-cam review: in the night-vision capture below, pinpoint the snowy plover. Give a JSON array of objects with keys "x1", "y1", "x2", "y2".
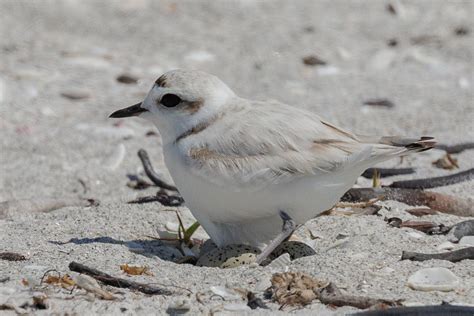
[{"x1": 110, "y1": 69, "x2": 435, "y2": 254}]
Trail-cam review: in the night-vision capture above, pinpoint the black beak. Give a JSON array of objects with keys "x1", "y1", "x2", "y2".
[{"x1": 109, "y1": 102, "x2": 148, "y2": 118}]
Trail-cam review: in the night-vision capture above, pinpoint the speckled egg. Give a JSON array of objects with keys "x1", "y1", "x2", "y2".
[{"x1": 196, "y1": 244, "x2": 261, "y2": 268}]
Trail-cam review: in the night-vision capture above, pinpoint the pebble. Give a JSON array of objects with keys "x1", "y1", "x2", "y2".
[
  {"x1": 167, "y1": 299, "x2": 191, "y2": 313},
  {"x1": 459, "y1": 236, "x2": 474, "y2": 246},
  {"x1": 60, "y1": 89, "x2": 91, "y2": 100},
  {"x1": 407, "y1": 267, "x2": 459, "y2": 292},
  {"x1": 116, "y1": 73, "x2": 139, "y2": 84},
  {"x1": 266, "y1": 253, "x2": 291, "y2": 270}
]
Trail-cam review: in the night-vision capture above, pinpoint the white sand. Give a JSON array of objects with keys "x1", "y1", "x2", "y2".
[{"x1": 1, "y1": 0, "x2": 473, "y2": 314}]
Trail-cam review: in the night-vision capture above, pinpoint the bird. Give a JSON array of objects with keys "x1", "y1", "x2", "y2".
[{"x1": 110, "y1": 69, "x2": 435, "y2": 255}]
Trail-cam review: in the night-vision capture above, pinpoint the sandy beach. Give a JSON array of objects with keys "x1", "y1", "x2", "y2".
[{"x1": 1, "y1": 1, "x2": 473, "y2": 314}]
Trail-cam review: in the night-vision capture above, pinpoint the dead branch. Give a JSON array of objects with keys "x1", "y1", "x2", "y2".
[
  {"x1": 388, "y1": 168, "x2": 474, "y2": 189},
  {"x1": 137, "y1": 149, "x2": 178, "y2": 191},
  {"x1": 68, "y1": 261, "x2": 172, "y2": 295},
  {"x1": 436, "y1": 142, "x2": 474, "y2": 154},
  {"x1": 342, "y1": 188, "x2": 473, "y2": 217},
  {"x1": 317, "y1": 283, "x2": 401, "y2": 309},
  {"x1": 361, "y1": 168, "x2": 415, "y2": 179},
  {"x1": 401, "y1": 247, "x2": 474, "y2": 262},
  {"x1": 0, "y1": 198, "x2": 98, "y2": 220}
]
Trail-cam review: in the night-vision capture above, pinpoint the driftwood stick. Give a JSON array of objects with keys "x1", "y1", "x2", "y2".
[
  {"x1": 342, "y1": 188, "x2": 473, "y2": 217},
  {"x1": 401, "y1": 247, "x2": 474, "y2": 262},
  {"x1": 137, "y1": 149, "x2": 178, "y2": 192},
  {"x1": 388, "y1": 168, "x2": 474, "y2": 189},
  {"x1": 317, "y1": 283, "x2": 401, "y2": 309},
  {"x1": 69, "y1": 261, "x2": 172, "y2": 295},
  {"x1": 436, "y1": 142, "x2": 474, "y2": 154},
  {"x1": 361, "y1": 168, "x2": 415, "y2": 179}
]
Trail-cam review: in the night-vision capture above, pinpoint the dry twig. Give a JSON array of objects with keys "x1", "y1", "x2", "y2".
[
  {"x1": 388, "y1": 168, "x2": 473, "y2": 189},
  {"x1": 342, "y1": 188, "x2": 473, "y2": 217},
  {"x1": 69, "y1": 261, "x2": 172, "y2": 295},
  {"x1": 317, "y1": 283, "x2": 401, "y2": 309},
  {"x1": 436, "y1": 142, "x2": 474, "y2": 154},
  {"x1": 361, "y1": 168, "x2": 415, "y2": 179},
  {"x1": 137, "y1": 149, "x2": 178, "y2": 191},
  {"x1": 401, "y1": 247, "x2": 474, "y2": 263}
]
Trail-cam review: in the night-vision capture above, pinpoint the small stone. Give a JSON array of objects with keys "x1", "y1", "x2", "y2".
[
  {"x1": 60, "y1": 89, "x2": 90, "y2": 100},
  {"x1": 302, "y1": 55, "x2": 327, "y2": 66},
  {"x1": 407, "y1": 267, "x2": 459, "y2": 292},
  {"x1": 387, "y1": 38, "x2": 398, "y2": 47},
  {"x1": 116, "y1": 73, "x2": 138, "y2": 84},
  {"x1": 363, "y1": 98, "x2": 395, "y2": 108},
  {"x1": 454, "y1": 26, "x2": 469, "y2": 36}
]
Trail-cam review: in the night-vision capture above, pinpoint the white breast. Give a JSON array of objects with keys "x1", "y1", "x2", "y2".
[{"x1": 163, "y1": 143, "x2": 361, "y2": 246}]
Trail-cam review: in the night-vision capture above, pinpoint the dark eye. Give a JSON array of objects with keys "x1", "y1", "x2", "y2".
[{"x1": 160, "y1": 94, "x2": 181, "y2": 107}]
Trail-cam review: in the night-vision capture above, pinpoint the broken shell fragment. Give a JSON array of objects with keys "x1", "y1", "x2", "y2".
[{"x1": 407, "y1": 267, "x2": 459, "y2": 292}]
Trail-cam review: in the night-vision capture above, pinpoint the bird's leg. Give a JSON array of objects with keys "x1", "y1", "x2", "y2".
[{"x1": 255, "y1": 211, "x2": 296, "y2": 265}]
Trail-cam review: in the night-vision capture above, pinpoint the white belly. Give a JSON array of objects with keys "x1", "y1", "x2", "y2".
[{"x1": 163, "y1": 144, "x2": 361, "y2": 247}]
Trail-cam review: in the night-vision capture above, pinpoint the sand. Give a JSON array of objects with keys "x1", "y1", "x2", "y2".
[{"x1": 0, "y1": 0, "x2": 473, "y2": 314}]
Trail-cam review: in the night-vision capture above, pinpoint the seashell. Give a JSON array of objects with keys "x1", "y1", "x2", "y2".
[
  {"x1": 407, "y1": 267, "x2": 459, "y2": 292},
  {"x1": 266, "y1": 253, "x2": 291, "y2": 269},
  {"x1": 209, "y1": 286, "x2": 242, "y2": 300}
]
